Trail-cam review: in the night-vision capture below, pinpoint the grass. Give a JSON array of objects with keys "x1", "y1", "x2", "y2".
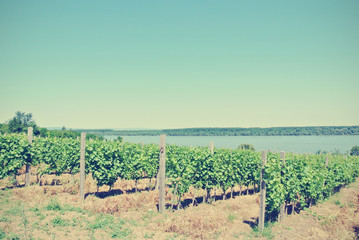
[
  {"x1": 20, "y1": 204, "x2": 32, "y2": 240},
  {"x1": 143, "y1": 232, "x2": 155, "y2": 239},
  {"x1": 4, "y1": 203, "x2": 22, "y2": 216},
  {"x1": 111, "y1": 228, "x2": 132, "y2": 239},
  {"x1": 1, "y1": 232, "x2": 21, "y2": 240},
  {"x1": 45, "y1": 198, "x2": 62, "y2": 211},
  {"x1": 86, "y1": 214, "x2": 133, "y2": 239},
  {"x1": 228, "y1": 213, "x2": 236, "y2": 222},
  {"x1": 334, "y1": 200, "x2": 341, "y2": 206},
  {"x1": 88, "y1": 214, "x2": 115, "y2": 230},
  {"x1": 0, "y1": 216, "x2": 9, "y2": 223},
  {"x1": 0, "y1": 189, "x2": 130, "y2": 239},
  {"x1": 51, "y1": 216, "x2": 69, "y2": 227},
  {"x1": 249, "y1": 222, "x2": 275, "y2": 240},
  {"x1": 62, "y1": 204, "x2": 84, "y2": 213},
  {"x1": 0, "y1": 230, "x2": 5, "y2": 240}
]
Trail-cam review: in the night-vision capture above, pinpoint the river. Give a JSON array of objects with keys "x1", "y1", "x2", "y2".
[{"x1": 104, "y1": 135, "x2": 359, "y2": 154}]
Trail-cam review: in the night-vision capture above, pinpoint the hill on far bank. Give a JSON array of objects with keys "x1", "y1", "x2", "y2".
[{"x1": 73, "y1": 126, "x2": 359, "y2": 137}]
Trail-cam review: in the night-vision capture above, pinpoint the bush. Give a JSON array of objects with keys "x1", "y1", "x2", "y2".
[
  {"x1": 350, "y1": 146, "x2": 359, "y2": 156},
  {"x1": 238, "y1": 144, "x2": 255, "y2": 151}
]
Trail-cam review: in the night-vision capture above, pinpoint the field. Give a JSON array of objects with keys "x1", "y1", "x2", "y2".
[
  {"x1": 1, "y1": 133, "x2": 359, "y2": 239},
  {"x1": 1, "y1": 173, "x2": 359, "y2": 240}
]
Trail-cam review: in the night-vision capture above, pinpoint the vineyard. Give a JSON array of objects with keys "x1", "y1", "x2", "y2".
[{"x1": 1, "y1": 132, "x2": 359, "y2": 224}]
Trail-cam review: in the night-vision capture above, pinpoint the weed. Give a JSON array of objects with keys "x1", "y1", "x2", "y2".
[
  {"x1": 39, "y1": 214, "x2": 46, "y2": 221},
  {"x1": 213, "y1": 231, "x2": 221, "y2": 239},
  {"x1": 111, "y1": 228, "x2": 132, "y2": 239},
  {"x1": 233, "y1": 233, "x2": 240, "y2": 238},
  {"x1": 20, "y1": 204, "x2": 32, "y2": 240},
  {"x1": 32, "y1": 221, "x2": 40, "y2": 230},
  {"x1": 9, "y1": 175, "x2": 18, "y2": 187},
  {"x1": 30, "y1": 206, "x2": 46, "y2": 220},
  {"x1": 228, "y1": 213, "x2": 236, "y2": 222},
  {"x1": 62, "y1": 204, "x2": 84, "y2": 213},
  {"x1": 0, "y1": 190, "x2": 11, "y2": 204},
  {"x1": 51, "y1": 216, "x2": 69, "y2": 227},
  {"x1": 45, "y1": 198, "x2": 62, "y2": 211},
  {"x1": 5, "y1": 203, "x2": 22, "y2": 216},
  {"x1": 3, "y1": 232, "x2": 21, "y2": 240},
  {"x1": 71, "y1": 217, "x2": 80, "y2": 227},
  {"x1": 334, "y1": 200, "x2": 341, "y2": 206},
  {"x1": 251, "y1": 222, "x2": 275, "y2": 240},
  {"x1": 86, "y1": 214, "x2": 132, "y2": 239},
  {"x1": 144, "y1": 232, "x2": 155, "y2": 239},
  {"x1": 142, "y1": 209, "x2": 156, "y2": 221},
  {"x1": 0, "y1": 230, "x2": 5, "y2": 240},
  {"x1": 88, "y1": 214, "x2": 115, "y2": 230},
  {"x1": 29, "y1": 206, "x2": 40, "y2": 212},
  {"x1": 88, "y1": 229, "x2": 96, "y2": 240},
  {"x1": 39, "y1": 223, "x2": 50, "y2": 234},
  {"x1": 125, "y1": 219, "x2": 137, "y2": 227},
  {"x1": 0, "y1": 216, "x2": 9, "y2": 223}
]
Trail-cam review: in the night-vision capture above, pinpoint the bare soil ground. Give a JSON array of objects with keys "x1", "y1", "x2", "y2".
[{"x1": 1, "y1": 173, "x2": 358, "y2": 240}]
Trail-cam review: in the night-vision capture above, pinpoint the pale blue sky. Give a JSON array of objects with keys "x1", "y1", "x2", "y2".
[{"x1": 1, "y1": 1, "x2": 358, "y2": 129}]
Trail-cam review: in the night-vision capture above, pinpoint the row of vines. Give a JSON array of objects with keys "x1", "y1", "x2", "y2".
[{"x1": 1, "y1": 133, "x2": 359, "y2": 218}]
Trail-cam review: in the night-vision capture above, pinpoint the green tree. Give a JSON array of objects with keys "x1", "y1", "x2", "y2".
[
  {"x1": 0, "y1": 123, "x2": 9, "y2": 134},
  {"x1": 39, "y1": 128, "x2": 49, "y2": 137},
  {"x1": 350, "y1": 146, "x2": 359, "y2": 156},
  {"x1": 238, "y1": 143, "x2": 255, "y2": 151},
  {"x1": 8, "y1": 111, "x2": 39, "y2": 135}
]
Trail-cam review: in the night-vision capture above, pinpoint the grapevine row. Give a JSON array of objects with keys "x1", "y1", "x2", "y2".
[{"x1": 1, "y1": 133, "x2": 358, "y2": 218}]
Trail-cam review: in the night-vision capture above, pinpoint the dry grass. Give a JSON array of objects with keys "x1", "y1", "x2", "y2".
[
  {"x1": 159, "y1": 195, "x2": 259, "y2": 239},
  {"x1": 1, "y1": 173, "x2": 359, "y2": 240},
  {"x1": 270, "y1": 180, "x2": 359, "y2": 240}
]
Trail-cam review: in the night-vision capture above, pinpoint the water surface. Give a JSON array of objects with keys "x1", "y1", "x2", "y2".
[{"x1": 104, "y1": 135, "x2": 359, "y2": 154}]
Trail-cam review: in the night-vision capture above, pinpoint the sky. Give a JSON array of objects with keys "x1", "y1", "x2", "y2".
[{"x1": 1, "y1": 1, "x2": 358, "y2": 129}]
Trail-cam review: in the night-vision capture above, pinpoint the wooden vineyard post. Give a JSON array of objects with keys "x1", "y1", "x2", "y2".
[
  {"x1": 209, "y1": 141, "x2": 215, "y2": 201},
  {"x1": 80, "y1": 133, "x2": 86, "y2": 201},
  {"x1": 209, "y1": 141, "x2": 214, "y2": 155},
  {"x1": 158, "y1": 134, "x2": 166, "y2": 213},
  {"x1": 259, "y1": 150, "x2": 267, "y2": 232},
  {"x1": 25, "y1": 127, "x2": 33, "y2": 186},
  {"x1": 279, "y1": 151, "x2": 286, "y2": 221},
  {"x1": 325, "y1": 156, "x2": 329, "y2": 167}
]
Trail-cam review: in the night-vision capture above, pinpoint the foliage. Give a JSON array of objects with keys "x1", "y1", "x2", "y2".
[
  {"x1": 264, "y1": 153, "x2": 359, "y2": 218},
  {"x1": 45, "y1": 198, "x2": 62, "y2": 211},
  {"x1": 7, "y1": 111, "x2": 40, "y2": 135},
  {"x1": 39, "y1": 128, "x2": 103, "y2": 140},
  {"x1": 0, "y1": 134, "x2": 32, "y2": 179},
  {"x1": 238, "y1": 144, "x2": 255, "y2": 151},
  {"x1": 0, "y1": 123, "x2": 9, "y2": 134},
  {"x1": 85, "y1": 126, "x2": 359, "y2": 136},
  {"x1": 1, "y1": 133, "x2": 358, "y2": 223},
  {"x1": 350, "y1": 146, "x2": 359, "y2": 156}
]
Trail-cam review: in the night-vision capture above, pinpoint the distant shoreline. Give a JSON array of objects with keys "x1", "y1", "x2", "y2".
[{"x1": 74, "y1": 126, "x2": 359, "y2": 137}]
